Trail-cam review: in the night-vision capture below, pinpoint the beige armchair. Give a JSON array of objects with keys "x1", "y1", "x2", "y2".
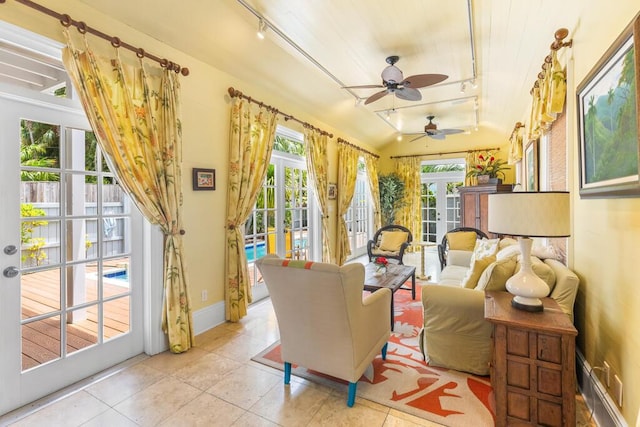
[{"x1": 255, "y1": 255, "x2": 391, "y2": 407}]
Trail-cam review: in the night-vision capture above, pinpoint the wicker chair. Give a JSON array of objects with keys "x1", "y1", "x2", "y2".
[
  {"x1": 366, "y1": 224, "x2": 413, "y2": 265},
  {"x1": 437, "y1": 227, "x2": 487, "y2": 270}
]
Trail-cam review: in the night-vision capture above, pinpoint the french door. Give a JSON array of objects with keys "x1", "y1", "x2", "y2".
[
  {"x1": 345, "y1": 166, "x2": 372, "y2": 259},
  {"x1": 0, "y1": 92, "x2": 144, "y2": 415},
  {"x1": 421, "y1": 176, "x2": 463, "y2": 243},
  {"x1": 246, "y1": 152, "x2": 315, "y2": 301}
]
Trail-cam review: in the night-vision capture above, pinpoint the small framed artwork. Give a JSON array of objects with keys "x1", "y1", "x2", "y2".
[
  {"x1": 576, "y1": 13, "x2": 640, "y2": 198},
  {"x1": 328, "y1": 183, "x2": 337, "y2": 200},
  {"x1": 192, "y1": 168, "x2": 215, "y2": 191},
  {"x1": 525, "y1": 139, "x2": 538, "y2": 191}
]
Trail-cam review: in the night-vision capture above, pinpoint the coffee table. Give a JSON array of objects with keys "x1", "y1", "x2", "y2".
[{"x1": 363, "y1": 263, "x2": 416, "y2": 330}]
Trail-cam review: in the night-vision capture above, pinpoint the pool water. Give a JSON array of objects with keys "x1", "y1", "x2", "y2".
[
  {"x1": 104, "y1": 269, "x2": 129, "y2": 282},
  {"x1": 245, "y1": 242, "x2": 266, "y2": 263}
]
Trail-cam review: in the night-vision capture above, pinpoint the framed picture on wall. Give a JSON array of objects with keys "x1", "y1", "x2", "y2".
[
  {"x1": 328, "y1": 183, "x2": 337, "y2": 200},
  {"x1": 576, "y1": 13, "x2": 640, "y2": 198},
  {"x1": 192, "y1": 168, "x2": 216, "y2": 190},
  {"x1": 525, "y1": 139, "x2": 539, "y2": 191}
]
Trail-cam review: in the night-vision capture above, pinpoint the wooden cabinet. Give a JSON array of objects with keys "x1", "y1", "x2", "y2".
[
  {"x1": 485, "y1": 291, "x2": 577, "y2": 427},
  {"x1": 458, "y1": 183, "x2": 512, "y2": 237}
]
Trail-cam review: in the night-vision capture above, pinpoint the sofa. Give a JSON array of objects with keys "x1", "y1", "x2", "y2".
[{"x1": 419, "y1": 237, "x2": 580, "y2": 376}]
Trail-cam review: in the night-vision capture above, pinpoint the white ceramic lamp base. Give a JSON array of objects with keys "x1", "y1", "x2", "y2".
[{"x1": 505, "y1": 237, "x2": 549, "y2": 312}]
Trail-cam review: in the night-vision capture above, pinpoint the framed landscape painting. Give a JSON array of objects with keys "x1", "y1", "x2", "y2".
[{"x1": 576, "y1": 14, "x2": 640, "y2": 198}]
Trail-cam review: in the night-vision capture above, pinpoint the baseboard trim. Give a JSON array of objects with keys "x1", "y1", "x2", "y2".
[
  {"x1": 192, "y1": 300, "x2": 226, "y2": 336},
  {"x1": 576, "y1": 349, "x2": 628, "y2": 427}
]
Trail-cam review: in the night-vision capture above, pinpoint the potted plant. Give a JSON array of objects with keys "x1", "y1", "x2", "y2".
[
  {"x1": 466, "y1": 154, "x2": 509, "y2": 184},
  {"x1": 378, "y1": 173, "x2": 405, "y2": 225}
]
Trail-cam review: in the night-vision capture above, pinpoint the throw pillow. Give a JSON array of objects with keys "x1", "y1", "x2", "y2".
[
  {"x1": 472, "y1": 238, "x2": 500, "y2": 260},
  {"x1": 447, "y1": 231, "x2": 477, "y2": 251},
  {"x1": 379, "y1": 231, "x2": 408, "y2": 252},
  {"x1": 475, "y1": 257, "x2": 517, "y2": 292},
  {"x1": 498, "y1": 237, "x2": 518, "y2": 250},
  {"x1": 461, "y1": 254, "x2": 496, "y2": 289},
  {"x1": 496, "y1": 244, "x2": 521, "y2": 261}
]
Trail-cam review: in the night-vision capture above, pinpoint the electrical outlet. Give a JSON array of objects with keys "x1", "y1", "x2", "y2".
[
  {"x1": 201, "y1": 290, "x2": 208, "y2": 301},
  {"x1": 603, "y1": 361, "x2": 611, "y2": 387},
  {"x1": 613, "y1": 374, "x2": 623, "y2": 407}
]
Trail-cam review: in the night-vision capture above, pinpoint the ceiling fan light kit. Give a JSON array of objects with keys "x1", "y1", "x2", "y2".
[
  {"x1": 408, "y1": 115, "x2": 465, "y2": 142},
  {"x1": 343, "y1": 55, "x2": 448, "y2": 105}
]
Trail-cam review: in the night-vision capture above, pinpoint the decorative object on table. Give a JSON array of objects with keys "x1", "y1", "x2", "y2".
[
  {"x1": 488, "y1": 191, "x2": 570, "y2": 312},
  {"x1": 465, "y1": 153, "x2": 509, "y2": 184},
  {"x1": 525, "y1": 139, "x2": 539, "y2": 191},
  {"x1": 373, "y1": 256, "x2": 388, "y2": 276},
  {"x1": 576, "y1": 13, "x2": 640, "y2": 198},
  {"x1": 192, "y1": 168, "x2": 215, "y2": 190},
  {"x1": 415, "y1": 241, "x2": 436, "y2": 280}
]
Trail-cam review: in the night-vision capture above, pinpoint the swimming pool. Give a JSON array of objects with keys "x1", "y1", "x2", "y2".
[{"x1": 245, "y1": 241, "x2": 267, "y2": 263}]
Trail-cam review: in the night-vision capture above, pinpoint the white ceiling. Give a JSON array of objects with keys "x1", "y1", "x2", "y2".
[{"x1": 58, "y1": 1, "x2": 584, "y2": 148}]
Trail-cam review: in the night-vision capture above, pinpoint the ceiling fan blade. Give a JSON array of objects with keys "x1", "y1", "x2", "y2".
[
  {"x1": 409, "y1": 134, "x2": 427, "y2": 142},
  {"x1": 402, "y1": 73, "x2": 448, "y2": 88},
  {"x1": 395, "y1": 87, "x2": 421, "y2": 101},
  {"x1": 342, "y1": 84, "x2": 385, "y2": 89},
  {"x1": 428, "y1": 133, "x2": 447, "y2": 140},
  {"x1": 441, "y1": 128, "x2": 465, "y2": 135},
  {"x1": 364, "y1": 89, "x2": 390, "y2": 105}
]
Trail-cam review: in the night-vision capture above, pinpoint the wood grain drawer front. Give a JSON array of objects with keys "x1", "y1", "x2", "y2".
[
  {"x1": 538, "y1": 399, "x2": 564, "y2": 426},
  {"x1": 537, "y1": 334, "x2": 562, "y2": 364},
  {"x1": 507, "y1": 360, "x2": 530, "y2": 389},
  {"x1": 506, "y1": 392, "x2": 530, "y2": 421},
  {"x1": 506, "y1": 328, "x2": 530, "y2": 357},
  {"x1": 538, "y1": 366, "x2": 563, "y2": 396}
]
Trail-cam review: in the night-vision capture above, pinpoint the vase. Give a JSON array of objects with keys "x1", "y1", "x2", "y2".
[
  {"x1": 476, "y1": 174, "x2": 490, "y2": 184},
  {"x1": 373, "y1": 267, "x2": 386, "y2": 277},
  {"x1": 488, "y1": 177, "x2": 502, "y2": 184}
]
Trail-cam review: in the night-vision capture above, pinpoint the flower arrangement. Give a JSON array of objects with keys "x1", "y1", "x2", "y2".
[
  {"x1": 374, "y1": 256, "x2": 389, "y2": 272},
  {"x1": 466, "y1": 154, "x2": 509, "y2": 179}
]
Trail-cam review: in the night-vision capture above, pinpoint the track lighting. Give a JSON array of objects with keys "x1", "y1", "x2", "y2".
[
  {"x1": 460, "y1": 82, "x2": 466, "y2": 93},
  {"x1": 257, "y1": 19, "x2": 267, "y2": 39},
  {"x1": 471, "y1": 79, "x2": 478, "y2": 89}
]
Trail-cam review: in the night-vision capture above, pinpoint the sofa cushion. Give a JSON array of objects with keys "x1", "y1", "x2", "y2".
[
  {"x1": 379, "y1": 231, "x2": 408, "y2": 251},
  {"x1": 475, "y1": 256, "x2": 517, "y2": 292},
  {"x1": 496, "y1": 244, "x2": 521, "y2": 261},
  {"x1": 447, "y1": 231, "x2": 477, "y2": 251},
  {"x1": 461, "y1": 254, "x2": 496, "y2": 289},
  {"x1": 472, "y1": 238, "x2": 500, "y2": 260},
  {"x1": 439, "y1": 264, "x2": 470, "y2": 286}
]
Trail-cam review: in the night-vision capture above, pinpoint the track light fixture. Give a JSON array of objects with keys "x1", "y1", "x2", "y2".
[
  {"x1": 257, "y1": 19, "x2": 267, "y2": 39},
  {"x1": 471, "y1": 79, "x2": 478, "y2": 89},
  {"x1": 460, "y1": 81, "x2": 466, "y2": 93}
]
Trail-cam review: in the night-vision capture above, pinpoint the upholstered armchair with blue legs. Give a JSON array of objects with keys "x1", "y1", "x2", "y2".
[{"x1": 256, "y1": 255, "x2": 391, "y2": 407}]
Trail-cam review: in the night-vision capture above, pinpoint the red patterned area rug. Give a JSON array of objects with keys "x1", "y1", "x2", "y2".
[{"x1": 252, "y1": 285, "x2": 496, "y2": 426}]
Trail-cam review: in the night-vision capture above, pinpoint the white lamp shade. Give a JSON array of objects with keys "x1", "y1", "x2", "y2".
[{"x1": 488, "y1": 191, "x2": 570, "y2": 237}]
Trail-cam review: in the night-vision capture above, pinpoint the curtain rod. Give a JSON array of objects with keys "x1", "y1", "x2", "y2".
[
  {"x1": 390, "y1": 147, "x2": 501, "y2": 159},
  {"x1": 2, "y1": 0, "x2": 189, "y2": 76},
  {"x1": 336, "y1": 138, "x2": 379, "y2": 159},
  {"x1": 228, "y1": 87, "x2": 333, "y2": 137},
  {"x1": 530, "y1": 28, "x2": 572, "y2": 94}
]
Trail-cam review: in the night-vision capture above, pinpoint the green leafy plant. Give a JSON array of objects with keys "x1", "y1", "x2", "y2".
[
  {"x1": 20, "y1": 203, "x2": 48, "y2": 266},
  {"x1": 378, "y1": 173, "x2": 406, "y2": 226},
  {"x1": 466, "y1": 154, "x2": 509, "y2": 179}
]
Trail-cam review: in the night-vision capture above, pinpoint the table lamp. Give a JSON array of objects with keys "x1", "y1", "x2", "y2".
[{"x1": 488, "y1": 191, "x2": 570, "y2": 312}]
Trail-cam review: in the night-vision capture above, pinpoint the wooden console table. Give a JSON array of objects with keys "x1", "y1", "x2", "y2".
[{"x1": 484, "y1": 291, "x2": 577, "y2": 426}]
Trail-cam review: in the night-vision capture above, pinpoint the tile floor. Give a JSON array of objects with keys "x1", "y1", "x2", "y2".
[{"x1": 1, "y1": 249, "x2": 597, "y2": 426}]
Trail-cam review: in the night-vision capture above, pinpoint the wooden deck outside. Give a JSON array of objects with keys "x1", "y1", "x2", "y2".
[{"x1": 20, "y1": 265, "x2": 130, "y2": 370}]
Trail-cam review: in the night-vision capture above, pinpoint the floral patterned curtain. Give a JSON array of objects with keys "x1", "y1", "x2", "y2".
[
  {"x1": 363, "y1": 153, "x2": 382, "y2": 231},
  {"x1": 394, "y1": 157, "x2": 421, "y2": 250},
  {"x1": 62, "y1": 31, "x2": 193, "y2": 352},
  {"x1": 508, "y1": 125, "x2": 524, "y2": 164},
  {"x1": 225, "y1": 98, "x2": 278, "y2": 321},
  {"x1": 304, "y1": 128, "x2": 332, "y2": 263},
  {"x1": 335, "y1": 144, "x2": 359, "y2": 265}
]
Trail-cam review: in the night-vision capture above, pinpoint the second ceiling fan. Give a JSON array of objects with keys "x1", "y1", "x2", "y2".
[
  {"x1": 343, "y1": 56, "x2": 448, "y2": 105},
  {"x1": 408, "y1": 115, "x2": 465, "y2": 141}
]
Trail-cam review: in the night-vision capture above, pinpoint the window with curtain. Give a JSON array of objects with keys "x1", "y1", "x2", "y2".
[{"x1": 344, "y1": 158, "x2": 372, "y2": 259}]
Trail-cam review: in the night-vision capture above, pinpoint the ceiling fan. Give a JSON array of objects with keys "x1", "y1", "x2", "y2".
[
  {"x1": 409, "y1": 115, "x2": 465, "y2": 141},
  {"x1": 343, "y1": 56, "x2": 448, "y2": 105}
]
